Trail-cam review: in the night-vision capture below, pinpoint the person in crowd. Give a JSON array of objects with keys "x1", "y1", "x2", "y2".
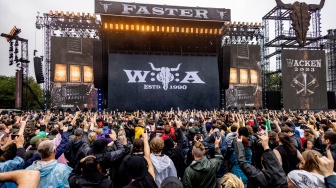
[
  {"x1": 64, "y1": 127, "x2": 90, "y2": 168},
  {"x1": 282, "y1": 127, "x2": 303, "y2": 152},
  {"x1": 230, "y1": 136, "x2": 252, "y2": 187},
  {"x1": 0, "y1": 170, "x2": 40, "y2": 188},
  {"x1": 322, "y1": 131, "x2": 336, "y2": 172},
  {"x1": 149, "y1": 136, "x2": 177, "y2": 187},
  {"x1": 220, "y1": 173, "x2": 244, "y2": 188},
  {"x1": 124, "y1": 131, "x2": 158, "y2": 188},
  {"x1": 182, "y1": 136, "x2": 223, "y2": 188},
  {"x1": 203, "y1": 123, "x2": 228, "y2": 186},
  {"x1": 135, "y1": 119, "x2": 145, "y2": 139},
  {"x1": 273, "y1": 132, "x2": 303, "y2": 175},
  {"x1": 161, "y1": 120, "x2": 185, "y2": 179},
  {"x1": 315, "y1": 124, "x2": 329, "y2": 153},
  {"x1": 232, "y1": 131, "x2": 287, "y2": 188},
  {"x1": 68, "y1": 155, "x2": 113, "y2": 188},
  {"x1": 26, "y1": 139, "x2": 72, "y2": 188},
  {"x1": 299, "y1": 150, "x2": 335, "y2": 187}
]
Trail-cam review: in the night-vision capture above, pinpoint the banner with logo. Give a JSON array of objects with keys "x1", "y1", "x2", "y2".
[
  {"x1": 95, "y1": 0, "x2": 230, "y2": 22},
  {"x1": 50, "y1": 37, "x2": 98, "y2": 111},
  {"x1": 282, "y1": 50, "x2": 327, "y2": 110},
  {"x1": 108, "y1": 54, "x2": 219, "y2": 111}
]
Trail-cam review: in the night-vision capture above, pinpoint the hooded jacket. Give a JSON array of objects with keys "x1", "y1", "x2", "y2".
[
  {"x1": 182, "y1": 152, "x2": 223, "y2": 188},
  {"x1": 64, "y1": 136, "x2": 90, "y2": 168},
  {"x1": 26, "y1": 159, "x2": 72, "y2": 188},
  {"x1": 150, "y1": 153, "x2": 177, "y2": 187}
]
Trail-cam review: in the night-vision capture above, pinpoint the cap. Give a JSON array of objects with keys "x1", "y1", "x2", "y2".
[
  {"x1": 74, "y1": 128, "x2": 83, "y2": 136},
  {"x1": 30, "y1": 136, "x2": 42, "y2": 145}
]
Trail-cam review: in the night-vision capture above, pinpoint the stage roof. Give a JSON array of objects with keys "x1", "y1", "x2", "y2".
[{"x1": 95, "y1": 0, "x2": 230, "y2": 54}]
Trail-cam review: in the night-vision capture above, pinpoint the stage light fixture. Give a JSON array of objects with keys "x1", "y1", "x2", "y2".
[
  {"x1": 70, "y1": 65, "x2": 81, "y2": 82},
  {"x1": 83, "y1": 66, "x2": 93, "y2": 83},
  {"x1": 54, "y1": 64, "x2": 67, "y2": 82},
  {"x1": 14, "y1": 40, "x2": 19, "y2": 46},
  {"x1": 250, "y1": 69, "x2": 258, "y2": 84},
  {"x1": 240, "y1": 69, "x2": 249, "y2": 84},
  {"x1": 230, "y1": 68, "x2": 238, "y2": 84}
]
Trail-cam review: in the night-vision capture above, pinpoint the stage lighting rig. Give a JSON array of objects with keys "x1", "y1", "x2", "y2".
[{"x1": 221, "y1": 21, "x2": 263, "y2": 46}]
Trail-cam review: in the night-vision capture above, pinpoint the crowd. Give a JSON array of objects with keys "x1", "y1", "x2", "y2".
[{"x1": 0, "y1": 108, "x2": 336, "y2": 188}]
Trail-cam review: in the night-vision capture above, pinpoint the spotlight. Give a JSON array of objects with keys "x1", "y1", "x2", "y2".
[{"x1": 14, "y1": 40, "x2": 19, "y2": 46}]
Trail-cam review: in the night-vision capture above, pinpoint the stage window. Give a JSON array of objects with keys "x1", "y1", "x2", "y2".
[
  {"x1": 230, "y1": 68, "x2": 238, "y2": 84},
  {"x1": 240, "y1": 69, "x2": 248, "y2": 84}
]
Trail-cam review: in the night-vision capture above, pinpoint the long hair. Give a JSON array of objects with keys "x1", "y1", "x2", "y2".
[
  {"x1": 221, "y1": 173, "x2": 244, "y2": 188},
  {"x1": 302, "y1": 150, "x2": 322, "y2": 174},
  {"x1": 278, "y1": 132, "x2": 296, "y2": 155}
]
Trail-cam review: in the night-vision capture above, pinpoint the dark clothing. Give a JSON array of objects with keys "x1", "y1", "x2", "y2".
[
  {"x1": 116, "y1": 153, "x2": 143, "y2": 188},
  {"x1": 24, "y1": 146, "x2": 38, "y2": 161},
  {"x1": 123, "y1": 173, "x2": 158, "y2": 188},
  {"x1": 64, "y1": 134, "x2": 91, "y2": 168},
  {"x1": 325, "y1": 175, "x2": 336, "y2": 188},
  {"x1": 290, "y1": 135, "x2": 302, "y2": 152},
  {"x1": 324, "y1": 143, "x2": 336, "y2": 173},
  {"x1": 162, "y1": 127, "x2": 185, "y2": 178},
  {"x1": 182, "y1": 149, "x2": 223, "y2": 188},
  {"x1": 233, "y1": 141, "x2": 287, "y2": 188},
  {"x1": 69, "y1": 164, "x2": 113, "y2": 188},
  {"x1": 274, "y1": 145, "x2": 299, "y2": 175}
]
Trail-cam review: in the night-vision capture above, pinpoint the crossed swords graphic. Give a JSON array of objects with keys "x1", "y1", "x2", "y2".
[{"x1": 291, "y1": 73, "x2": 318, "y2": 96}]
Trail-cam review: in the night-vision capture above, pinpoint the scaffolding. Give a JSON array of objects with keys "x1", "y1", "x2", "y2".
[
  {"x1": 35, "y1": 11, "x2": 101, "y2": 110},
  {"x1": 262, "y1": 0, "x2": 324, "y2": 108},
  {"x1": 326, "y1": 29, "x2": 336, "y2": 92}
]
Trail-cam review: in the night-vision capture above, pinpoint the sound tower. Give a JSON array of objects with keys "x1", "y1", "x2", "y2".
[
  {"x1": 327, "y1": 91, "x2": 336, "y2": 109},
  {"x1": 266, "y1": 91, "x2": 281, "y2": 110},
  {"x1": 221, "y1": 46, "x2": 231, "y2": 89},
  {"x1": 93, "y1": 40, "x2": 103, "y2": 88},
  {"x1": 34, "y1": 57, "x2": 44, "y2": 84}
]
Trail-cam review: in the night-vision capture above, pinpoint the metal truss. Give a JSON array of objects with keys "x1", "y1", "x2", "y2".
[
  {"x1": 262, "y1": 2, "x2": 324, "y2": 108},
  {"x1": 35, "y1": 12, "x2": 101, "y2": 110}
]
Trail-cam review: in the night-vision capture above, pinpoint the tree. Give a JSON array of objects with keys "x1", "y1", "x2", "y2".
[{"x1": 0, "y1": 75, "x2": 43, "y2": 110}]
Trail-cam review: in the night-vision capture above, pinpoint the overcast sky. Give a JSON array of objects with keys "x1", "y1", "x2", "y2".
[{"x1": 0, "y1": 0, "x2": 335, "y2": 78}]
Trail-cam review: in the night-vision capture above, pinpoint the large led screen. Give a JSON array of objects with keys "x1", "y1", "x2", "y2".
[
  {"x1": 50, "y1": 37, "x2": 98, "y2": 110},
  {"x1": 108, "y1": 54, "x2": 219, "y2": 111},
  {"x1": 282, "y1": 50, "x2": 327, "y2": 110},
  {"x1": 225, "y1": 44, "x2": 262, "y2": 109}
]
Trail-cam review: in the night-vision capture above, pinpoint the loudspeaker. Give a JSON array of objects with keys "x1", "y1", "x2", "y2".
[
  {"x1": 221, "y1": 46, "x2": 231, "y2": 89},
  {"x1": 266, "y1": 91, "x2": 281, "y2": 110},
  {"x1": 15, "y1": 70, "x2": 22, "y2": 109},
  {"x1": 328, "y1": 91, "x2": 336, "y2": 109},
  {"x1": 34, "y1": 57, "x2": 44, "y2": 84},
  {"x1": 93, "y1": 40, "x2": 103, "y2": 88}
]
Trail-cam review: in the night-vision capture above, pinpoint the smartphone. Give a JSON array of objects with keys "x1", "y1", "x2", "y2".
[{"x1": 11, "y1": 134, "x2": 19, "y2": 140}]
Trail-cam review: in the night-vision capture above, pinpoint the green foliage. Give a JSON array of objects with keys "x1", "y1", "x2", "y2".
[{"x1": 0, "y1": 75, "x2": 43, "y2": 110}]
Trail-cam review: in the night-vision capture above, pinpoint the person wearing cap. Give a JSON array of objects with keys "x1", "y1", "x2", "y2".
[
  {"x1": 26, "y1": 139, "x2": 72, "y2": 188},
  {"x1": 182, "y1": 136, "x2": 223, "y2": 188},
  {"x1": 24, "y1": 135, "x2": 42, "y2": 161}
]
